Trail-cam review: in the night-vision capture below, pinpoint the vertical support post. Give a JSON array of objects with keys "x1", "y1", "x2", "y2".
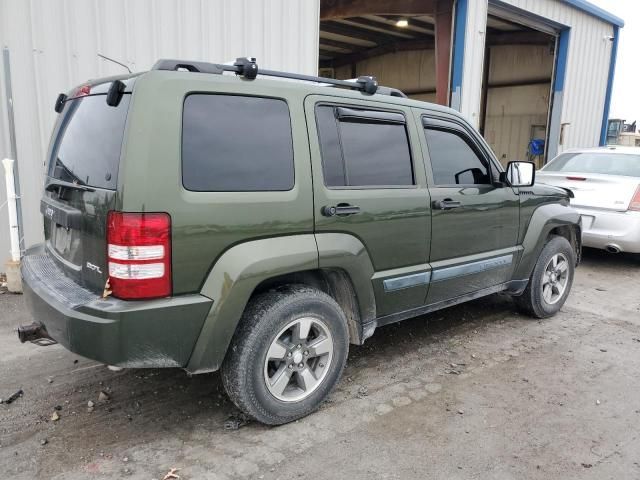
[
  {"x1": 600, "y1": 25, "x2": 619, "y2": 146},
  {"x1": 2, "y1": 159, "x2": 20, "y2": 262},
  {"x1": 546, "y1": 28, "x2": 570, "y2": 161},
  {"x1": 478, "y1": 46, "x2": 491, "y2": 135},
  {"x1": 2, "y1": 47, "x2": 24, "y2": 254},
  {"x1": 450, "y1": 0, "x2": 468, "y2": 111},
  {"x1": 434, "y1": 0, "x2": 454, "y2": 106}
]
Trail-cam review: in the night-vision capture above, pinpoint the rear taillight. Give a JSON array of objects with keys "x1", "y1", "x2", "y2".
[
  {"x1": 629, "y1": 186, "x2": 640, "y2": 212},
  {"x1": 106, "y1": 211, "x2": 171, "y2": 300}
]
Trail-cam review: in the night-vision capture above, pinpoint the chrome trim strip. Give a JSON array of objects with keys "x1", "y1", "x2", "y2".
[
  {"x1": 431, "y1": 254, "x2": 513, "y2": 282},
  {"x1": 383, "y1": 271, "x2": 431, "y2": 292}
]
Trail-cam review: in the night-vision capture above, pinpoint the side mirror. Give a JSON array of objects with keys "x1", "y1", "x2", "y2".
[{"x1": 501, "y1": 161, "x2": 535, "y2": 187}]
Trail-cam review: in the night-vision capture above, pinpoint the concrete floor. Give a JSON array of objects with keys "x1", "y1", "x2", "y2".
[{"x1": 1, "y1": 249, "x2": 639, "y2": 480}]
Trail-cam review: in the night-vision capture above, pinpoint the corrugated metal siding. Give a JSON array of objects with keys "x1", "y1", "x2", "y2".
[
  {"x1": 460, "y1": 0, "x2": 614, "y2": 153},
  {"x1": 0, "y1": 0, "x2": 320, "y2": 262}
]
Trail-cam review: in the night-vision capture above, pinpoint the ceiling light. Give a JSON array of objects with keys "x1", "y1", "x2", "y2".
[{"x1": 395, "y1": 19, "x2": 409, "y2": 28}]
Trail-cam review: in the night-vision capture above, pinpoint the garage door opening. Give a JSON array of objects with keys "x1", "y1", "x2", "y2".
[
  {"x1": 318, "y1": 2, "x2": 565, "y2": 168},
  {"x1": 479, "y1": 15, "x2": 557, "y2": 168},
  {"x1": 319, "y1": 0, "x2": 461, "y2": 108},
  {"x1": 318, "y1": 14, "x2": 438, "y2": 102}
]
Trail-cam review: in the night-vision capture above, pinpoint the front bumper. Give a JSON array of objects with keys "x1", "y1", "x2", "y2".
[
  {"x1": 575, "y1": 207, "x2": 640, "y2": 253},
  {"x1": 21, "y1": 245, "x2": 213, "y2": 368}
]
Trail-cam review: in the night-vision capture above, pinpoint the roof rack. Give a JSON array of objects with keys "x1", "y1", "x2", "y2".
[{"x1": 151, "y1": 57, "x2": 407, "y2": 98}]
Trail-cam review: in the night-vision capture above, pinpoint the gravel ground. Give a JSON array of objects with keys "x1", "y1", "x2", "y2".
[{"x1": 1, "y1": 249, "x2": 639, "y2": 480}]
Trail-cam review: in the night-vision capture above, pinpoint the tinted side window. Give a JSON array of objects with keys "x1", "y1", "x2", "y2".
[
  {"x1": 315, "y1": 105, "x2": 346, "y2": 186},
  {"x1": 424, "y1": 128, "x2": 491, "y2": 185},
  {"x1": 182, "y1": 95, "x2": 294, "y2": 191},
  {"x1": 316, "y1": 105, "x2": 414, "y2": 187}
]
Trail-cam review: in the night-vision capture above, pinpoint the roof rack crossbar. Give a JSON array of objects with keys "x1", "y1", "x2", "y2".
[{"x1": 151, "y1": 58, "x2": 405, "y2": 97}]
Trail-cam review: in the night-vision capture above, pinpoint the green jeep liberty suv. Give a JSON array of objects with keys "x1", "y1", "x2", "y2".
[{"x1": 19, "y1": 58, "x2": 581, "y2": 425}]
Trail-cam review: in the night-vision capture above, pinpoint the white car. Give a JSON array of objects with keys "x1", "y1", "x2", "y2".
[{"x1": 537, "y1": 146, "x2": 640, "y2": 254}]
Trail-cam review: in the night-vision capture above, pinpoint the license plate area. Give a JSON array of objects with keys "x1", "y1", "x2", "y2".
[
  {"x1": 53, "y1": 224, "x2": 71, "y2": 252},
  {"x1": 50, "y1": 222, "x2": 83, "y2": 268}
]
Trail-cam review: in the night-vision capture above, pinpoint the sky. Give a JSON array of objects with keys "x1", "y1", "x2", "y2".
[{"x1": 590, "y1": 0, "x2": 639, "y2": 122}]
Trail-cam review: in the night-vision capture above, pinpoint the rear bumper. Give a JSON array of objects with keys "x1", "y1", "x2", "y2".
[
  {"x1": 575, "y1": 207, "x2": 640, "y2": 253},
  {"x1": 21, "y1": 245, "x2": 213, "y2": 368}
]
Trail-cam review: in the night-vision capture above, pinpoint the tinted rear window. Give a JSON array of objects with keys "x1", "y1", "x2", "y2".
[
  {"x1": 49, "y1": 94, "x2": 131, "y2": 190},
  {"x1": 182, "y1": 94, "x2": 294, "y2": 191},
  {"x1": 544, "y1": 152, "x2": 640, "y2": 177}
]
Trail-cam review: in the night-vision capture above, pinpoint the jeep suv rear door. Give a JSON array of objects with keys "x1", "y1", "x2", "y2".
[
  {"x1": 415, "y1": 111, "x2": 520, "y2": 304},
  {"x1": 42, "y1": 79, "x2": 133, "y2": 293},
  {"x1": 306, "y1": 96, "x2": 431, "y2": 317}
]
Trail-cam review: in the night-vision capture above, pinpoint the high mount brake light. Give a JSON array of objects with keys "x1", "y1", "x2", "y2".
[
  {"x1": 629, "y1": 186, "x2": 640, "y2": 212},
  {"x1": 76, "y1": 85, "x2": 91, "y2": 97},
  {"x1": 106, "y1": 212, "x2": 172, "y2": 299},
  {"x1": 566, "y1": 176, "x2": 587, "y2": 181}
]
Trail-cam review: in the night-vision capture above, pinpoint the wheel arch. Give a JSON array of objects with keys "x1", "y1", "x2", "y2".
[
  {"x1": 186, "y1": 233, "x2": 377, "y2": 373},
  {"x1": 548, "y1": 223, "x2": 582, "y2": 265},
  {"x1": 513, "y1": 203, "x2": 582, "y2": 280},
  {"x1": 254, "y1": 268, "x2": 365, "y2": 346}
]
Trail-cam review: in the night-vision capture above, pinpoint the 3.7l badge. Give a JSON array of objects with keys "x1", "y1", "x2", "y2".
[{"x1": 86, "y1": 262, "x2": 102, "y2": 274}]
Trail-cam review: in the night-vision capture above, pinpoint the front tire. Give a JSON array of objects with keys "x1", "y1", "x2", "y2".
[
  {"x1": 221, "y1": 284, "x2": 349, "y2": 425},
  {"x1": 514, "y1": 235, "x2": 575, "y2": 318}
]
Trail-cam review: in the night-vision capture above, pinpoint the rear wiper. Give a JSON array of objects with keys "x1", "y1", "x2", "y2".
[{"x1": 45, "y1": 180, "x2": 95, "y2": 193}]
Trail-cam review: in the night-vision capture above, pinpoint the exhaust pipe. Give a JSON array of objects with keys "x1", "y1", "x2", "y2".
[
  {"x1": 17, "y1": 323, "x2": 56, "y2": 346},
  {"x1": 605, "y1": 244, "x2": 621, "y2": 254}
]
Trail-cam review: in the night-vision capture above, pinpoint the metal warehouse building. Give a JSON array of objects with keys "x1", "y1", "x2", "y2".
[{"x1": 0, "y1": 0, "x2": 623, "y2": 269}]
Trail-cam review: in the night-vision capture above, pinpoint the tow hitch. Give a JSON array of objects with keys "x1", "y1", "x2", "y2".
[{"x1": 17, "y1": 323, "x2": 57, "y2": 346}]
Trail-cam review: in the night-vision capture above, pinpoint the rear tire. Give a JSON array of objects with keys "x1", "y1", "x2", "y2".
[
  {"x1": 514, "y1": 235, "x2": 575, "y2": 318},
  {"x1": 221, "y1": 284, "x2": 349, "y2": 425}
]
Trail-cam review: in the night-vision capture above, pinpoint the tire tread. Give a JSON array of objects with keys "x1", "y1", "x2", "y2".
[{"x1": 221, "y1": 284, "x2": 348, "y2": 425}]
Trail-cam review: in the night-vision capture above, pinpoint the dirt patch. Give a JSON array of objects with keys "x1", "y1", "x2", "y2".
[{"x1": 1, "y1": 249, "x2": 639, "y2": 479}]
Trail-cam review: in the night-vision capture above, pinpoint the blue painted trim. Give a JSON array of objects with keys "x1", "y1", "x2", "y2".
[
  {"x1": 450, "y1": 0, "x2": 468, "y2": 109},
  {"x1": 553, "y1": 29, "x2": 570, "y2": 93},
  {"x1": 600, "y1": 25, "x2": 619, "y2": 146},
  {"x1": 561, "y1": 0, "x2": 624, "y2": 27},
  {"x1": 383, "y1": 272, "x2": 431, "y2": 292}
]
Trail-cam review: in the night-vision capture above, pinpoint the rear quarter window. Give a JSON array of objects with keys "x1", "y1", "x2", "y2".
[{"x1": 181, "y1": 94, "x2": 294, "y2": 191}]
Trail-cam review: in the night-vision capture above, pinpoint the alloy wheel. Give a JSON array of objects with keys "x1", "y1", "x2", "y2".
[
  {"x1": 263, "y1": 317, "x2": 334, "y2": 402},
  {"x1": 541, "y1": 252, "x2": 570, "y2": 305}
]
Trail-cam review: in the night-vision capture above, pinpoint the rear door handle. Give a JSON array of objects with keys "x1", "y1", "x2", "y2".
[
  {"x1": 432, "y1": 199, "x2": 462, "y2": 210},
  {"x1": 322, "y1": 204, "x2": 361, "y2": 217}
]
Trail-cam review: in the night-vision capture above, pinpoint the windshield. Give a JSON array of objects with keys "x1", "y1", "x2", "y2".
[
  {"x1": 543, "y1": 152, "x2": 640, "y2": 178},
  {"x1": 48, "y1": 94, "x2": 131, "y2": 190}
]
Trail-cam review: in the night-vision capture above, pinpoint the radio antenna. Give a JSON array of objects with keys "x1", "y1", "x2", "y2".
[{"x1": 97, "y1": 53, "x2": 132, "y2": 74}]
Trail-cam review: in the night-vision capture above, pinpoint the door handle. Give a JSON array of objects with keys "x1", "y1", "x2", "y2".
[
  {"x1": 432, "y1": 199, "x2": 462, "y2": 210},
  {"x1": 321, "y1": 204, "x2": 361, "y2": 217}
]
